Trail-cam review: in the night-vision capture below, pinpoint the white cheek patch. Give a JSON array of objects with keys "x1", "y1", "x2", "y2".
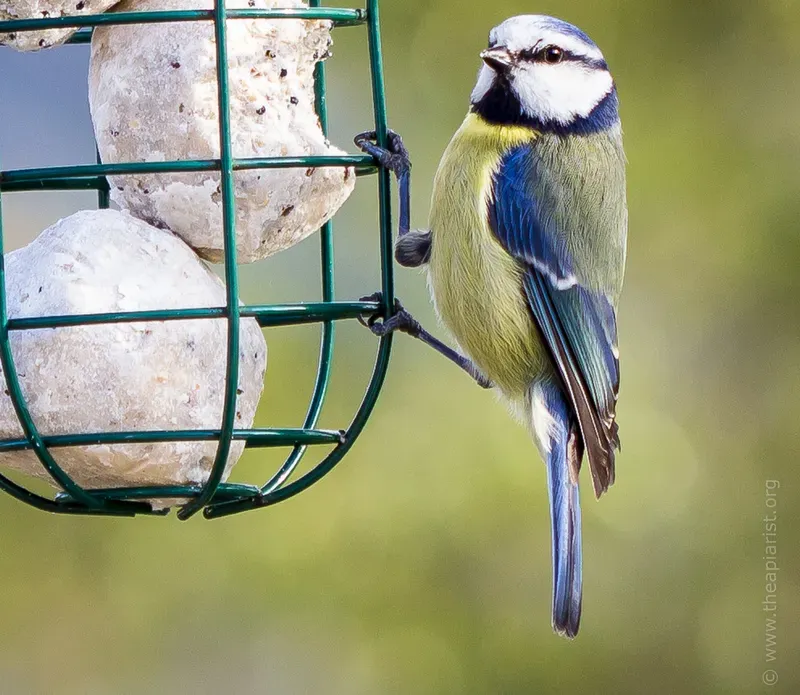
[{"x1": 512, "y1": 62, "x2": 613, "y2": 125}]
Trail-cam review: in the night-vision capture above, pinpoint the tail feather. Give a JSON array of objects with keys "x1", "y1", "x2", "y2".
[{"x1": 533, "y1": 382, "x2": 583, "y2": 639}]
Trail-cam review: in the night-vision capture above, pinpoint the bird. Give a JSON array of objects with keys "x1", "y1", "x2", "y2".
[{"x1": 356, "y1": 14, "x2": 627, "y2": 638}]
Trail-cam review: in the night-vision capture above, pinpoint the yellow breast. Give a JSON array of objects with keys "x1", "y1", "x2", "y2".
[{"x1": 428, "y1": 113, "x2": 549, "y2": 397}]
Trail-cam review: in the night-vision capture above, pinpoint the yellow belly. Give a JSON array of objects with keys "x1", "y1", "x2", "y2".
[{"x1": 427, "y1": 114, "x2": 550, "y2": 397}]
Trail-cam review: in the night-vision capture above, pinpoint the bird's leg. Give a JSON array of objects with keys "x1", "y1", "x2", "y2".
[
  {"x1": 355, "y1": 133, "x2": 472, "y2": 382},
  {"x1": 354, "y1": 130, "x2": 410, "y2": 239},
  {"x1": 359, "y1": 293, "x2": 493, "y2": 389},
  {"x1": 355, "y1": 131, "x2": 432, "y2": 268}
]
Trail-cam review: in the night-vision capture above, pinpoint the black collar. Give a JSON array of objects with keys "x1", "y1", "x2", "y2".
[{"x1": 471, "y1": 81, "x2": 619, "y2": 136}]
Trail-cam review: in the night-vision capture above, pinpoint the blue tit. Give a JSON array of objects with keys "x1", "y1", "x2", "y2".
[{"x1": 357, "y1": 15, "x2": 626, "y2": 639}]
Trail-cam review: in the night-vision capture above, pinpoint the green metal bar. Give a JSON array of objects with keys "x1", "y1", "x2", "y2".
[
  {"x1": 0, "y1": 427, "x2": 344, "y2": 453},
  {"x1": 5, "y1": 308, "x2": 227, "y2": 330},
  {"x1": 251, "y1": 301, "x2": 378, "y2": 327},
  {"x1": 368, "y1": 0, "x2": 394, "y2": 318},
  {"x1": 56, "y1": 482, "x2": 263, "y2": 503},
  {"x1": 5, "y1": 300, "x2": 380, "y2": 331},
  {"x1": 234, "y1": 157, "x2": 374, "y2": 174},
  {"x1": 1, "y1": 169, "x2": 376, "y2": 194},
  {"x1": 0, "y1": 155, "x2": 375, "y2": 189},
  {"x1": 177, "y1": 0, "x2": 239, "y2": 520},
  {"x1": 40, "y1": 498, "x2": 156, "y2": 516},
  {"x1": 0, "y1": 8, "x2": 367, "y2": 34},
  {"x1": 261, "y1": 0, "x2": 336, "y2": 497},
  {"x1": 206, "y1": 0, "x2": 394, "y2": 519}
]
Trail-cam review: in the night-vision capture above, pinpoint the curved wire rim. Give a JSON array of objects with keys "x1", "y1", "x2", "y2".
[{"x1": 0, "y1": 0, "x2": 395, "y2": 518}]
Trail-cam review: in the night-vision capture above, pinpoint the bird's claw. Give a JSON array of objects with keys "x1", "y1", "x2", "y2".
[
  {"x1": 357, "y1": 291, "x2": 385, "y2": 331},
  {"x1": 357, "y1": 292, "x2": 420, "y2": 338},
  {"x1": 354, "y1": 129, "x2": 411, "y2": 178},
  {"x1": 357, "y1": 293, "x2": 494, "y2": 390}
]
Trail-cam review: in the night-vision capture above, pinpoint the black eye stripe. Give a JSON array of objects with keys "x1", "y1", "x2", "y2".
[{"x1": 517, "y1": 47, "x2": 607, "y2": 70}]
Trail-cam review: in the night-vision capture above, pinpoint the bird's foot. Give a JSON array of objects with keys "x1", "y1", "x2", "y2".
[
  {"x1": 354, "y1": 130, "x2": 410, "y2": 178},
  {"x1": 358, "y1": 292, "x2": 421, "y2": 338},
  {"x1": 357, "y1": 293, "x2": 494, "y2": 390}
]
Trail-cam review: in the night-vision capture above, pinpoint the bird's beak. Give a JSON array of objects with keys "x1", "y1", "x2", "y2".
[{"x1": 480, "y1": 46, "x2": 514, "y2": 72}]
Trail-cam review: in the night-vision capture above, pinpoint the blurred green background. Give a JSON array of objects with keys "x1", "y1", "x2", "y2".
[{"x1": 1, "y1": 0, "x2": 799, "y2": 693}]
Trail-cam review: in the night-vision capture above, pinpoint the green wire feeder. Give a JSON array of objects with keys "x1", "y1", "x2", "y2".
[{"x1": 0, "y1": 0, "x2": 396, "y2": 520}]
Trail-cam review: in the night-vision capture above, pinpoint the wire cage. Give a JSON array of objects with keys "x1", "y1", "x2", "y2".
[{"x1": 0, "y1": 0, "x2": 396, "y2": 520}]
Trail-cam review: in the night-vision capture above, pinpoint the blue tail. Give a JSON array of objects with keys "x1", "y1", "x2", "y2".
[{"x1": 536, "y1": 383, "x2": 583, "y2": 639}]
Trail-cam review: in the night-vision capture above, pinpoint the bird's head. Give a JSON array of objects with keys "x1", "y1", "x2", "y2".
[{"x1": 470, "y1": 15, "x2": 619, "y2": 134}]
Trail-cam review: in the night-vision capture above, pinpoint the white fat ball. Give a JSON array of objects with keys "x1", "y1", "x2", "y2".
[{"x1": 0, "y1": 210, "x2": 267, "y2": 502}]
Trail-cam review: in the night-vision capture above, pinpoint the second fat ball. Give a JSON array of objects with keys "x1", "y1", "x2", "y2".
[{"x1": 89, "y1": 0, "x2": 356, "y2": 263}]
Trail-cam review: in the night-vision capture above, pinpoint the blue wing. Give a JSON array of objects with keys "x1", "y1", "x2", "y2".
[{"x1": 489, "y1": 143, "x2": 622, "y2": 497}]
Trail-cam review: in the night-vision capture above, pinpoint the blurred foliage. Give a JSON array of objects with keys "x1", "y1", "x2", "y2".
[{"x1": 1, "y1": 0, "x2": 799, "y2": 693}]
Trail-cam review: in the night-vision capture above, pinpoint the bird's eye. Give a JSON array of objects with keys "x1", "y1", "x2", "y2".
[{"x1": 542, "y1": 46, "x2": 563, "y2": 64}]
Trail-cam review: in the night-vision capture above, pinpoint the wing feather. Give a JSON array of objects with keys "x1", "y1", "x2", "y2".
[{"x1": 489, "y1": 139, "x2": 625, "y2": 497}]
